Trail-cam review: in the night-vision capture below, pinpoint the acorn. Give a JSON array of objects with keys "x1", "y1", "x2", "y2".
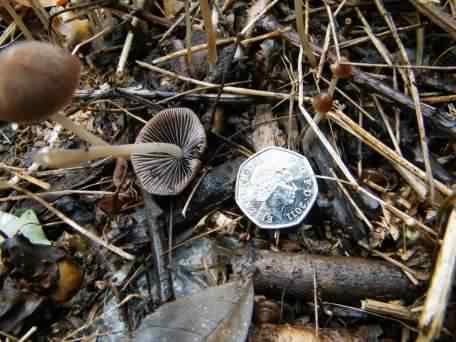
[{"x1": 312, "y1": 92, "x2": 333, "y2": 114}]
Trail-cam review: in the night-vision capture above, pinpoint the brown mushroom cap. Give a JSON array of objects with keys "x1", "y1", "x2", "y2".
[
  {"x1": 0, "y1": 41, "x2": 80, "y2": 123},
  {"x1": 312, "y1": 93, "x2": 333, "y2": 114},
  {"x1": 132, "y1": 108, "x2": 207, "y2": 195},
  {"x1": 330, "y1": 57, "x2": 352, "y2": 79}
]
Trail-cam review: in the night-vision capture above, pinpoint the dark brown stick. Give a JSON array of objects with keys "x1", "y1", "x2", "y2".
[{"x1": 253, "y1": 250, "x2": 417, "y2": 303}]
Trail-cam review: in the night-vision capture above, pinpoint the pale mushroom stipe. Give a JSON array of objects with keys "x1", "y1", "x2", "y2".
[{"x1": 0, "y1": 40, "x2": 184, "y2": 167}]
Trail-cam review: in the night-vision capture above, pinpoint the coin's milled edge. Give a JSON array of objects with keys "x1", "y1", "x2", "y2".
[{"x1": 235, "y1": 146, "x2": 319, "y2": 229}]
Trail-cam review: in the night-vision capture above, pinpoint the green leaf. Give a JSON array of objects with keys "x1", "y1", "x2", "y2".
[{"x1": 0, "y1": 210, "x2": 50, "y2": 245}]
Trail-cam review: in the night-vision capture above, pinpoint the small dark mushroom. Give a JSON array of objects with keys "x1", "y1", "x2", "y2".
[
  {"x1": 0, "y1": 40, "x2": 106, "y2": 146},
  {"x1": 312, "y1": 92, "x2": 333, "y2": 114},
  {"x1": 132, "y1": 108, "x2": 207, "y2": 195},
  {"x1": 328, "y1": 56, "x2": 352, "y2": 98},
  {"x1": 330, "y1": 57, "x2": 353, "y2": 80}
]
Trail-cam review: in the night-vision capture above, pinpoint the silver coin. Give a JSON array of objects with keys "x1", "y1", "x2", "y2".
[{"x1": 235, "y1": 146, "x2": 318, "y2": 229}]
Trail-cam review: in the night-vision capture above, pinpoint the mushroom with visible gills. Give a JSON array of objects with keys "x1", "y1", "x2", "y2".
[
  {"x1": 0, "y1": 41, "x2": 184, "y2": 166},
  {"x1": 132, "y1": 107, "x2": 207, "y2": 195}
]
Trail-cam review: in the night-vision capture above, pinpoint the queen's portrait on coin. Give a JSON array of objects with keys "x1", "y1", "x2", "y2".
[{"x1": 249, "y1": 166, "x2": 298, "y2": 222}]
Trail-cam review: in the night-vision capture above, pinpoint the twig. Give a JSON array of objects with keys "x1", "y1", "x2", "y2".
[
  {"x1": 137, "y1": 60, "x2": 297, "y2": 100},
  {"x1": 322, "y1": 0, "x2": 340, "y2": 61},
  {"x1": 242, "y1": 0, "x2": 280, "y2": 36},
  {"x1": 358, "y1": 241, "x2": 421, "y2": 285},
  {"x1": 153, "y1": 29, "x2": 287, "y2": 65},
  {"x1": 294, "y1": 0, "x2": 316, "y2": 67},
  {"x1": 28, "y1": 0, "x2": 49, "y2": 31},
  {"x1": 409, "y1": 0, "x2": 456, "y2": 40},
  {"x1": 0, "y1": 190, "x2": 128, "y2": 202},
  {"x1": 116, "y1": 0, "x2": 146, "y2": 76},
  {"x1": 63, "y1": 294, "x2": 141, "y2": 341},
  {"x1": 18, "y1": 326, "x2": 37, "y2": 342},
  {"x1": 372, "y1": 95, "x2": 428, "y2": 200},
  {"x1": 342, "y1": 61, "x2": 456, "y2": 71},
  {"x1": 327, "y1": 109, "x2": 451, "y2": 197},
  {"x1": 362, "y1": 299, "x2": 416, "y2": 322},
  {"x1": 339, "y1": 23, "x2": 423, "y2": 49},
  {"x1": 316, "y1": 175, "x2": 438, "y2": 239},
  {"x1": 160, "y1": 1, "x2": 197, "y2": 43},
  {"x1": 374, "y1": 0, "x2": 434, "y2": 201},
  {"x1": 312, "y1": 263, "x2": 319, "y2": 338}
]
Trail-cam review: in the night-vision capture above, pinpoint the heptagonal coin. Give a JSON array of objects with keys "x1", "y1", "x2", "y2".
[{"x1": 235, "y1": 146, "x2": 318, "y2": 229}]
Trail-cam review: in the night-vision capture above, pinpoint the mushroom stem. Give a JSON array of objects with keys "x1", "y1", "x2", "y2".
[
  {"x1": 51, "y1": 113, "x2": 109, "y2": 146},
  {"x1": 33, "y1": 143, "x2": 184, "y2": 169},
  {"x1": 327, "y1": 76, "x2": 338, "y2": 98}
]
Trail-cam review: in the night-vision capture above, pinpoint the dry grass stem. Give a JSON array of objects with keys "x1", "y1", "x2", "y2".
[
  {"x1": 316, "y1": 175, "x2": 438, "y2": 240},
  {"x1": 3, "y1": 0, "x2": 34, "y2": 40},
  {"x1": 153, "y1": 29, "x2": 287, "y2": 64},
  {"x1": 418, "y1": 208, "x2": 456, "y2": 341},
  {"x1": 327, "y1": 109, "x2": 451, "y2": 198},
  {"x1": 410, "y1": 0, "x2": 456, "y2": 40},
  {"x1": 294, "y1": 0, "x2": 316, "y2": 67},
  {"x1": 18, "y1": 326, "x2": 37, "y2": 342},
  {"x1": 116, "y1": 0, "x2": 146, "y2": 75},
  {"x1": 9, "y1": 184, "x2": 135, "y2": 260},
  {"x1": 343, "y1": 61, "x2": 456, "y2": 71},
  {"x1": 137, "y1": 60, "x2": 298, "y2": 100},
  {"x1": 322, "y1": 0, "x2": 340, "y2": 61},
  {"x1": 199, "y1": 0, "x2": 217, "y2": 64},
  {"x1": 358, "y1": 241, "x2": 422, "y2": 285},
  {"x1": 242, "y1": 0, "x2": 280, "y2": 36},
  {"x1": 330, "y1": 169, "x2": 373, "y2": 230},
  {"x1": 297, "y1": 48, "x2": 357, "y2": 185},
  {"x1": 339, "y1": 23, "x2": 422, "y2": 49},
  {"x1": 0, "y1": 190, "x2": 128, "y2": 203},
  {"x1": 374, "y1": 1, "x2": 434, "y2": 201},
  {"x1": 362, "y1": 299, "x2": 416, "y2": 322}
]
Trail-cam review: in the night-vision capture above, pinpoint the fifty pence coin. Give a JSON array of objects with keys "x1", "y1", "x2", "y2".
[{"x1": 235, "y1": 146, "x2": 318, "y2": 229}]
